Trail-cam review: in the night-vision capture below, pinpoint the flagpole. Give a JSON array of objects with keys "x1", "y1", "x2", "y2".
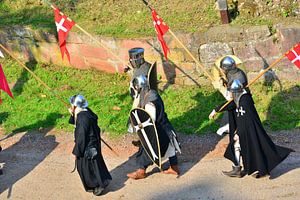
[
  {"x1": 0, "y1": 44, "x2": 69, "y2": 108},
  {"x1": 0, "y1": 44, "x2": 119, "y2": 156},
  {"x1": 217, "y1": 53, "x2": 286, "y2": 112},
  {"x1": 141, "y1": 0, "x2": 214, "y2": 82},
  {"x1": 43, "y1": 0, "x2": 133, "y2": 70},
  {"x1": 168, "y1": 29, "x2": 214, "y2": 82}
]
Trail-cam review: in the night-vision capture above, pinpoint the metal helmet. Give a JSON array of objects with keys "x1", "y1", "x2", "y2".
[
  {"x1": 69, "y1": 94, "x2": 88, "y2": 108},
  {"x1": 229, "y1": 79, "x2": 244, "y2": 93},
  {"x1": 220, "y1": 56, "x2": 236, "y2": 73},
  {"x1": 129, "y1": 47, "x2": 145, "y2": 68},
  {"x1": 132, "y1": 75, "x2": 148, "y2": 92}
]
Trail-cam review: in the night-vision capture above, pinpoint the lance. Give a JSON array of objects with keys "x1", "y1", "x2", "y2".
[
  {"x1": 0, "y1": 44, "x2": 118, "y2": 156},
  {"x1": 141, "y1": 0, "x2": 214, "y2": 83},
  {"x1": 42, "y1": 0, "x2": 133, "y2": 70}
]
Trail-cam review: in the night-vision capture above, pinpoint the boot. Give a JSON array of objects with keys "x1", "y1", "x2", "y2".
[
  {"x1": 127, "y1": 169, "x2": 146, "y2": 180},
  {"x1": 93, "y1": 186, "x2": 104, "y2": 196},
  {"x1": 132, "y1": 140, "x2": 141, "y2": 147},
  {"x1": 222, "y1": 166, "x2": 242, "y2": 178},
  {"x1": 163, "y1": 165, "x2": 180, "y2": 176}
]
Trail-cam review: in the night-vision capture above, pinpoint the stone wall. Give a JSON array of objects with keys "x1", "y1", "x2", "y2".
[{"x1": 0, "y1": 24, "x2": 299, "y2": 85}]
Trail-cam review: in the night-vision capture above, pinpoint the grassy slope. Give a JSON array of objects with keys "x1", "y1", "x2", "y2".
[
  {"x1": 0, "y1": 59, "x2": 299, "y2": 136},
  {"x1": 0, "y1": 0, "x2": 299, "y2": 38}
]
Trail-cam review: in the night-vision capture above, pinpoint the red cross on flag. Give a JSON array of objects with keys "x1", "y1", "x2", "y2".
[
  {"x1": 152, "y1": 9, "x2": 170, "y2": 60},
  {"x1": 285, "y1": 43, "x2": 300, "y2": 70},
  {"x1": 0, "y1": 64, "x2": 13, "y2": 103},
  {"x1": 54, "y1": 7, "x2": 75, "y2": 63}
]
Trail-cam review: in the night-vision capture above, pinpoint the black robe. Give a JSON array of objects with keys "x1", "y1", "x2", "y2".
[
  {"x1": 216, "y1": 93, "x2": 293, "y2": 176},
  {"x1": 70, "y1": 108, "x2": 112, "y2": 191},
  {"x1": 136, "y1": 89, "x2": 173, "y2": 168}
]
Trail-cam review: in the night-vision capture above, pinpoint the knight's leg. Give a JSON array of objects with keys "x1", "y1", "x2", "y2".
[{"x1": 223, "y1": 134, "x2": 242, "y2": 178}]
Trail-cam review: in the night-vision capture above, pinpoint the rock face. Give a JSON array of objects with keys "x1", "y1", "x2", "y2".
[{"x1": 0, "y1": 24, "x2": 299, "y2": 85}]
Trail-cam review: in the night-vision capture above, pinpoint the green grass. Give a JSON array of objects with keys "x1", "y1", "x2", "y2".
[
  {"x1": 0, "y1": 59, "x2": 299, "y2": 136},
  {"x1": 1, "y1": 0, "x2": 299, "y2": 38}
]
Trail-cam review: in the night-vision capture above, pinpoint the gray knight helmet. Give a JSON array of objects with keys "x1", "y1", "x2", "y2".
[
  {"x1": 229, "y1": 79, "x2": 244, "y2": 93},
  {"x1": 132, "y1": 75, "x2": 148, "y2": 93},
  {"x1": 69, "y1": 94, "x2": 88, "y2": 108},
  {"x1": 220, "y1": 56, "x2": 236, "y2": 73},
  {"x1": 129, "y1": 47, "x2": 145, "y2": 68}
]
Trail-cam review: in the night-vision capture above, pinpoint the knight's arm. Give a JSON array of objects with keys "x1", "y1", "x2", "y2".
[{"x1": 145, "y1": 103, "x2": 156, "y2": 121}]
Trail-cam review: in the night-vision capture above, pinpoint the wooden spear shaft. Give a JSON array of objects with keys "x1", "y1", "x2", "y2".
[
  {"x1": 218, "y1": 53, "x2": 286, "y2": 112},
  {"x1": 0, "y1": 44, "x2": 119, "y2": 156},
  {"x1": 0, "y1": 44, "x2": 69, "y2": 108},
  {"x1": 45, "y1": 1, "x2": 132, "y2": 70},
  {"x1": 141, "y1": 0, "x2": 214, "y2": 82}
]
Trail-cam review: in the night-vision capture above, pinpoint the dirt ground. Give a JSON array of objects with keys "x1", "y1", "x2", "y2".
[{"x1": 0, "y1": 128, "x2": 299, "y2": 200}]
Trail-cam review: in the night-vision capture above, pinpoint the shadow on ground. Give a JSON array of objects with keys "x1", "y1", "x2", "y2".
[{"x1": 0, "y1": 113, "x2": 60, "y2": 198}]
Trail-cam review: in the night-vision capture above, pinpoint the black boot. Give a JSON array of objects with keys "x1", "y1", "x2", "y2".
[
  {"x1": 93, "y1": 186, "x2": 104, "y2": 196},
  {"x1": 222, "y1": 166, "x2": 242, "y2": 178}
]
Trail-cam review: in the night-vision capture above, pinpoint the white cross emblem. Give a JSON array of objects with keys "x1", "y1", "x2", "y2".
[
  {"x1": 236, "y1": 107, "x2": 246, "y2": 116},
  {"x1": 132, "y1": 110, "x2": 159, "y2": 160},
  {"x1": 291, "y1": 49, "x2": 300, "y2": 64},
  {"x1": 0, "y1": 49, "x2": 4, "y2": 58},
  {"x1": 55, "y1": 18, "x2": 68, "y2": 33}
]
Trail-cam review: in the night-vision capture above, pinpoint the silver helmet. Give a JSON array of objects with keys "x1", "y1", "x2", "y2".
[
  {"x1": 69, "y1": 94, "x2": 88, "y2": 108},
  {"x1": 129, "y1": 47, "x2": 145, "y2": 68},
  {"x1": 229, "y1": 79, "x2": 244, "y2": 93},
  {"x1": 220, "y1": 56, "x2": 236, "y2": 73},
  {"x1": 132, "y1": 75, "x2": 148, "y2": 92}
]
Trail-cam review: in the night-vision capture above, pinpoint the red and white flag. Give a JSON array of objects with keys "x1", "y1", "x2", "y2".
[
  {"x1": 54, "y1": 7, "x2": 75, "y2": 62},
  {"x1": 152, "y1": 9, "x2": 170, "y2": 60},
  {"x1": 285, "y1": 43, "x2": 300, "y2": 70},
  {"x1": 0, "y1": 64, "x2": 13, "y2": 103}
]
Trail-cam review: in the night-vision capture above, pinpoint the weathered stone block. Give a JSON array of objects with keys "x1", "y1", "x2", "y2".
[
  {"x1": 244, "y1": 25, "x2": 271, "y2": 41},
  {"x1": 85, "y1": 57, "x2": 116, "y2": 73},
  {"x1": 168, "y1": 32, "x2": 194, "y2": 49},
  {"x1": 243, "y1": 58, "x2": 265, "y2": 72},
  {"x1": 276, "y1": 25, "x2": 300, "y2": 53},
  {"x1": 199, "y1": 42, "x2": 233, "y2": 63},
  {"x1": 79, "y1": 44, "x2": 110, "y2": 59},
  {"x1": 203, "y1": 26, "x2": 245, "y2": 43},
  {"x1": 254, "y1": 37, "x2": 280, "y2": 58},
  {"x1": 231, "y1": 42, "x2": 257, "y2": 61},
  {"x1": 70, "y1": 55, "x2": 88, "y2": 69},
  {"x1": 168, "y1": 50, "x2": 185, "y2": 62}
]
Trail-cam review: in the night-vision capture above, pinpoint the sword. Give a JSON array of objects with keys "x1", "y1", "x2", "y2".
[
  {"x1": 100, "y1": 131, "x2": 119, "y2": 157},
  {"x1": 70, "y1": 159, "x2": 77, "y2": 173}
]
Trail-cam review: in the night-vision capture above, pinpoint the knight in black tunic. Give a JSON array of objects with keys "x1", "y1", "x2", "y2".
[
  {"x1": 125, "y1": 48, "x2": 153, "y2": 135},
  {"x1": 210, "y1": 56, "x2": 249, "y2": 169},
  {"x1": 69, "y1": 95, "x2": 112, "y2": 195},
  {"x1": 210, "y1": 80, "x2": 293, "y2": 178},
  {"x1": 127, "y1": 75, "x2": 181, "y2": 179}
]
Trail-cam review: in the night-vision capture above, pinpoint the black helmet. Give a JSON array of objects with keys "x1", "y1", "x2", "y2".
[
  {"x1": 229, "y1": 79, "x2": 244, "y2": 93},
  {"x1": 129, "y1": 47, "x2": 145, "y2": 68},
  {"x1": 220, "y1": 56, "x2": 236, "y2": 73}
]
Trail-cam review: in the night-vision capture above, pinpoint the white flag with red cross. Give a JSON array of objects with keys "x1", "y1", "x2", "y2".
[
  {"x1": 285, "y1": 43, "x2": 300, "y2": 70},
  {"x1": 53, "y1": 7, "x2": 75, "y2": 63}
]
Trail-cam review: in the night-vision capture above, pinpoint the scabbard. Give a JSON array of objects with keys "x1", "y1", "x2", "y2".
[{"x1": 70, "y1": 159, "x2": 77, "y2": 173}]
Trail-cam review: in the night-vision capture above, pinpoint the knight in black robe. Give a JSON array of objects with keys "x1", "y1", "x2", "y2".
[
  {"x1": 127, "y1": 75, "x2": 181, "y2": 179},
  {"x1": 211, "y1": 56, "x2": 249, "y2": 167},
  {"x1": 210, "y1": 79, "x2": 293, "y2": 178},
  {"x1": 69, "y1": 95, "x2": 112, "y2": 195}
]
